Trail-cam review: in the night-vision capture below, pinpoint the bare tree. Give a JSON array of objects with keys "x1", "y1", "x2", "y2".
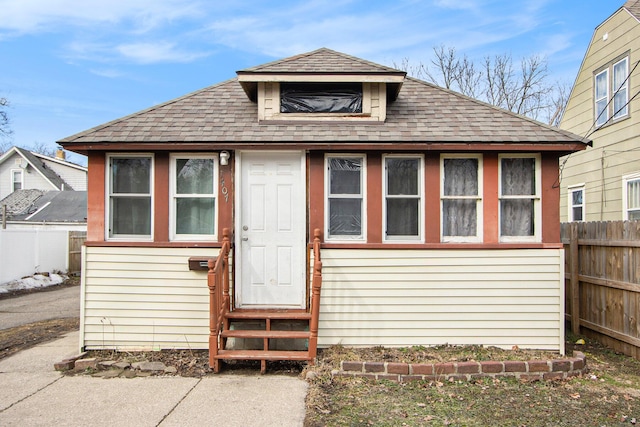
[
  {"x1": 28, "y1": 142, "x2": 59, "y2": 157},
  {"x1": 396, "y1": 45, "x2": 568, "y2": 126},
  {"x1": 0, "y1": 97, "x2": 11, "y2": 155}
]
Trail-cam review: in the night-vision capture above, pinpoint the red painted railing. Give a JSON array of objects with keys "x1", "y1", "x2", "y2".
[
  {"x1": 207, "y1": 228, "x2": 231, "y2": 371},
  {"x1": 308, "y1": 228, "x2": 323, "y2": 361}
]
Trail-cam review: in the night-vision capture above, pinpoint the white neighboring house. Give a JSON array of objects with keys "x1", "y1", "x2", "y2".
[
  {"x1": 0, "y1": 146, "x2": 87, "y2": 200},
  {"x1": 0, "y1": 147, "x2": 87, "y2": 284}
]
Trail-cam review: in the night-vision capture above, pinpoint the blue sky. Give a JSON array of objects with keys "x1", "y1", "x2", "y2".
[{"x1": 0, "y1": 0, "x2": 621, "y2": 164}]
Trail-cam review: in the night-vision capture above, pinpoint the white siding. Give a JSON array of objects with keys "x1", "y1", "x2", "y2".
[
  {"x1": 40, "y1": 158, "x2": 87, "y2": 191},
  {"x1": 317, "y1": 248, "x2": 565, "y2": 352},
  {"x1": 83, "y1": 246, "x2": 565, "y2": 353},
  {"x1": 82, "y1": 246, "x2": 216, "y2": 350},
  {"x1": 0, "y1": 152, "x2": 53, "y2": 198}
]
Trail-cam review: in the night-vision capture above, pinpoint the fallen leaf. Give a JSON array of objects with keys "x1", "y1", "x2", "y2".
[{"x1": 569, "y1": 393, "x2": 580, "y2": 399}]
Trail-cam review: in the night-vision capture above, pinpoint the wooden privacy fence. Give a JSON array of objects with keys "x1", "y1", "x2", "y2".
[
  {"x1": 562, "y1": 221, "x2": 640, "y2": 359},
  {"x1": 68, "y1": 231, "x2": 86, "y2": 275}
]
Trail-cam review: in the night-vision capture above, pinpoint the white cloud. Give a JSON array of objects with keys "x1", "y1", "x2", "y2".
[
  {"x1": 0, "y1": 0, "x2": 203, "y2": 34},
  {"x1": 89, "y1": 68, "x2": 126, "y2": 79},
  {"x1": 116, "y1": 42, "x2": 211, "y2": 64},
  {"x1": 433, "y1": 0, "x2": 480, "y2": 10}
]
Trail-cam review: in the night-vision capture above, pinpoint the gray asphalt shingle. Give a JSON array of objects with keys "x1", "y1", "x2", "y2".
[{"x1": 58, "y1": 49, "x2": 590, "y2": 148}]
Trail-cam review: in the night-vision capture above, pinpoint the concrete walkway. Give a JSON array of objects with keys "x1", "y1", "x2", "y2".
[{"x1": 0, "y1": 331, "x2": 308, "y2": 426}]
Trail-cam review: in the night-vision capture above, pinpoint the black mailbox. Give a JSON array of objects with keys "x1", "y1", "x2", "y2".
[{"x1": 188, "y1": 256, "x2": 217, "y2": 271}]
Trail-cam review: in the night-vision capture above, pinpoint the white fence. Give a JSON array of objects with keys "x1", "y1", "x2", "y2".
[{"x1": 0, "y1": 229, "x2": 70, "y2": 284}]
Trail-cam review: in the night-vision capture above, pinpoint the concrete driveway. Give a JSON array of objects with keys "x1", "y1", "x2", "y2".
[{"x1": 0, "y1": 285, "x2": 80, "y2": 330}]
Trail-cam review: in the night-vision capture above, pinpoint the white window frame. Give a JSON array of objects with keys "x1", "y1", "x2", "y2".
[
  {"x1": 106, "y1": 153, "x2": 154, "y2": 241},
  {"x1": 11, "y1": 169, "x2": 23, "y2": 192},
  {"x1": 622, "y1": 172, "x2": 640, "y2": 220},
  {"x1": 594, "y1": 68, "x2": 609, "y2": 127},
  {"x1": 568, "y1": 184, "x2": 585, "y2": 222},
  {"x1": 383, "y1": 154, "x2": 424, "y2": 242},
  {"x1": 324, "y1": 154, "x2": 367, "y2": 242},
  {"x1": 612, "y1": 57, "x2": 629, "y2": 120},
  {"x1": 440, "y1": 154, "x2": 483, "y2": 243},
  {"x1": 595, "y1": 55, "x2": 630, "y2": 127},
  {"x1": 498, "y1": 154, "x2": 541, "y2": 243},
  {"x1": 169, "y1": 153, "x2": 218, "y2": 241}
]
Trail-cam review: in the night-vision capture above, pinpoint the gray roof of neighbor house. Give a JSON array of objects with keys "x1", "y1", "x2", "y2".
[
  {"x1": 58, "y1": 48, "x2": 591, "y2": 150},
  {"x1": 5, "y1": 190, "x2": 87, "y2": 223},
  {"x1": 624, "y1": 0, "x2": 640, "y2": 19},
  {"x1": 0, "y1": 189, "x2": 45, "y2": 217}
]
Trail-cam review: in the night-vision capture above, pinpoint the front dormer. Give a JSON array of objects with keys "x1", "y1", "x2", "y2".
[{"x1": 236, "y1": 48, "x2": 405, "y2": 123}]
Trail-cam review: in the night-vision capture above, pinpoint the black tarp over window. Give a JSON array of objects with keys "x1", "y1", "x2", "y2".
[{"x1": 280, "y1": 83, "x2": 363, "y2": 113}]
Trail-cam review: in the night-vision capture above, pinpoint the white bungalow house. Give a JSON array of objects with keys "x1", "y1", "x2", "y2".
[{"x1": 59, "y1": 49, "x2": 589, "y2": 371}]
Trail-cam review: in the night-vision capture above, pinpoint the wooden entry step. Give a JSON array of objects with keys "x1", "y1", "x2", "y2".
[
  {"x1": 215, "y1": 349, "x2": 311, "y2": 361},
  {"x1": 225, "y1": 310, "x2": 311, "y2": 320},
  {"x1": 213, "y1": 309, "x2": 312, "y2": 373},
  {"x1": 221, "y1": 330, "x2": 310, "y2": 339}
]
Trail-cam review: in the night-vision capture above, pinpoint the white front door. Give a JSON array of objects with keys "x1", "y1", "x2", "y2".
[{"x1": 236, "y1": 151, "x2": 306, "y2": 308}]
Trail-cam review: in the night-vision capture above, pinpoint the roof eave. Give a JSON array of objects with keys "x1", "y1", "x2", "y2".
[{"x1": 236, "y1": 72, "x2": 406, "y2": 102}]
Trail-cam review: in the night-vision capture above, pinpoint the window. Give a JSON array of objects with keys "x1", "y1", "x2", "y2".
[
  {"x1": 11, "y1": 169, "x2": 23, "y2": 192},
  {"x1": 384, "y1": 155, "x2": 423, "y2": 241},
  {"x1": 594, "y1": 55, "x2": 630, "y2": 127},
  {"x1": 170, "y1": 154, "x2": 217, "y2": 240},
  {"x1": 594, "y1": 69, "x2": 608, "y2": 127},
  {"x1": 326, "y1": 155, "x2": 365, "y2": 241},
  {"x1": 568, "y1": 185, "x2": 585, "y2": 222},
  {"x1": 107, "y1": 154, "x2": 153, "y2": 239},
  {"x1": 613, "y1": 57, "x2": 629, "y2": 119},
  {"x1": 441, "y1": 155, "x2": 482, "y2": 242},
  {"x1": 623, "y1": 173, "x2": 640, "y2": 220},
  {"x1": 499, "y1": 155, "x2": 541, "y2": 241},
  {"x1": 281, "y1": 83, "x2": 363, "y2": 113}
]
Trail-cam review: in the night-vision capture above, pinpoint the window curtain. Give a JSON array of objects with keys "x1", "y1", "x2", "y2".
[
  {"x1": 175, "y1": 158, "x2": 215, "y2": 235},
  {"x1": 443, "y1": 158, "x2": 477, "y2": 236},
  {"x1": 628, "y1": 179, "x2": 640, "y2": 220},
  {"x1": 501, "y1": 158, "x2": 535, "y2": 236}
]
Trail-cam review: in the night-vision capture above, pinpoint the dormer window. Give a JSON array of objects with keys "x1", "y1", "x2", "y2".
[{"x1": 280, "y1": 83, "x2": 363, "y2": 114}]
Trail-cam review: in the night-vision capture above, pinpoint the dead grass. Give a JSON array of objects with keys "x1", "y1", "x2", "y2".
[{"x1": 304, "y1": 335, "x2": 640, "y2": 426}]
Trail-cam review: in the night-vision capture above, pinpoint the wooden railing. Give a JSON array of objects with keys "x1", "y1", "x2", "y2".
[
  {"x1": 308, "y1": 228, "x2": 323, "y2": 361},
  {"x1": 207, "y1": 228, "x2": 232, "y2": 371}
]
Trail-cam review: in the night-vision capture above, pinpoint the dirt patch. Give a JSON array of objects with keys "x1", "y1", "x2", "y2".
[{"x1": 0, "y1": 317, "x2": 79, "y2": 360}]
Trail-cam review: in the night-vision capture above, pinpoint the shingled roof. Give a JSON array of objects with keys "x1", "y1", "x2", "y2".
[
  {"x1": 59, "y1": 49, "x2": 590, "y2": 151},
  {"x1": 624, "y1": 0, "x2": 640, "y2": 19},
  {"x1": 238, "y1": 48, "x2": 403, "y2": 75}
]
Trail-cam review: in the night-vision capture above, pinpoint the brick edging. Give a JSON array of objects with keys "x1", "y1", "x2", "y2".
[{"x1": 335, "y1": 351, "x2": 587, "y2": 382}]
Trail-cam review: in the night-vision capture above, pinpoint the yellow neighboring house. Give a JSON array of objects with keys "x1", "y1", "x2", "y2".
[{"x1": 560, "y1": 0, "x2": 640, "y2": 222}]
